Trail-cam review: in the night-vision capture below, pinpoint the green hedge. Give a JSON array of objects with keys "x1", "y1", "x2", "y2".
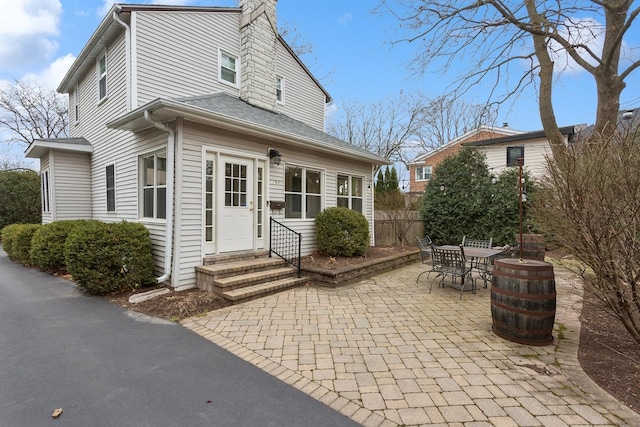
[
  {"x1": 1, "y1": 223, "x2": 40, "y2": 263},
  {"x1": 1, "y1": 223, "x2": 22, "y2": 260},
  {"x1": 315, "y1": 207, "x2": 370, "y2": 257},
  {"x1": 64, "y1": 221, "x2": 155, "y2": 295},
  {"x1": 30, "y1": 220, "x2": 99, "y2": 274}
]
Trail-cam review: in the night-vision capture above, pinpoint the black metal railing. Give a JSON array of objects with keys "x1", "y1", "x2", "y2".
[{"x1": 269, "y1": 217, "x2": 302, "y2": 277}]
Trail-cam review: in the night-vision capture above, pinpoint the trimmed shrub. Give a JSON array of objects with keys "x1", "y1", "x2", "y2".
[
  {"x1": 11, "y1": 224, "x2": 41, "y2": 265},
  {"x1": 30, "y1": 220, "x2": 99, "y2": 274},
  {"x1": 65, "y1": 221, "x2": 155, "y2": 295},
  {"x1": 1, "y1": 223, "x2": 22, "y2": 260},
  {"x1": 315, "y1": 207, "x2": 370, "y2": 257}
]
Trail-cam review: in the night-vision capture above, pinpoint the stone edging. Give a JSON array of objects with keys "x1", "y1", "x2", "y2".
[{"x1": 301, "y1": 249, "x2": 421, "y2": 287}]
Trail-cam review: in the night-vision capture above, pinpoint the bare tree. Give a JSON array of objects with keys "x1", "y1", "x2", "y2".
[
  {"x1": 417, "y1": 95, "x2": 497, "y2": 152},
  {"x1": 0, "y1": 80, "x2": 68, "y2": 146},
  {"x1": 327, "y1": 92, "x2": 494, "y2": 167},
  {"x1": 377, "y1": 1, "x2": 640, "y2": 144},
  {"x1": 535, "y1": 129, "x2": 640, "y2": 344},
  {"x1": 327, "y1": 92, "x2": 431, "y2": 165}
]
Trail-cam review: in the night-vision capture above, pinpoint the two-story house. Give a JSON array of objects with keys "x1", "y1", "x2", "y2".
[
  {"x1": 463, "y1": 125, "x2": 583, "y2": 179},
  {"x1": 407, "y1": 125, "x2": 523, "y2": 193},
  {"x1": 25, "y1": 1, "x2": 387, "y2": 291}
]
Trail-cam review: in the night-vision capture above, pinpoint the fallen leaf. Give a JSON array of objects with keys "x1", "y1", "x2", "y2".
[{"x1": 52, "y1": 408, "x2": 63, "y2": 418}]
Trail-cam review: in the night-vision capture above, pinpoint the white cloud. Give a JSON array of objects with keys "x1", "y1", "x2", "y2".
[
  {"x1": 0, "y1": 0, "x2": 62, "y2": 73},
  {"x1": 549, "y1": 18, "x2": 604, "y2": 74},
  {"x1": 337, "y1": 12, "x2": 352, "y2": 27},
  {"x1": 22, "y1": 54, "x2": 76, "y2": 90}
]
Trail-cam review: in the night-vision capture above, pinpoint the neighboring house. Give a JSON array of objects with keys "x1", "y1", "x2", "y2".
[
  {"x1": 25, "y1": 1, "x2": 387, "y2": 290},
  {"x1": 407, "y1": 125, "x2": 523, "y2": 193},
  {"x1": 463, "y1": 125, "x2": 583, "y2": 179}
]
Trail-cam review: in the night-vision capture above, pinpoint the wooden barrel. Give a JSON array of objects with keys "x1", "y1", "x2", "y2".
[
  {"x1": 491, "y1": 258, "x2": 556, "y2": 346},
  {"x1": 520, "y1": 234, "x2": 546, "y2": 261}
]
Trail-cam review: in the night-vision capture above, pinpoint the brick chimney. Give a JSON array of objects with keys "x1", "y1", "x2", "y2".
[{"x1": 239, "y1": 0, "x2": 278, "y2": 112}]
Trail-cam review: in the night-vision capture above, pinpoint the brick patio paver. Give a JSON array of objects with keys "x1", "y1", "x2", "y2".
[{"x1": 182, "y1": 263, "x2": 640, "y2": 426}]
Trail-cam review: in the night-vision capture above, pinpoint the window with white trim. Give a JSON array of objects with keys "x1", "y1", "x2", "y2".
[
  {"x1": 415, "y1": 166, "x2": 432, "y2": 181},
  {"x1": 507, "y1": 146, "x2": 524, "y2": 167},
  {"x1": 41, "y1": 169, "x2": 51, "y2": 213},
  {"x1": 97, "y1": 51, "x2": 107, "y2": 102},
  {"x1": 219, "y1": 50, "x2": 238, "y2": 86},
  {"x1": 141, "y1": 152, "x2": 166, "y2": 219},
  {"x1": 337, "y1": 174, "x2": 363, "y2": 213},
  {"x1": 74, "y1": 83, "x2": 79, "y2": 123},
  {"x1": 275, "y1": 75, "x2": 284, "y2": 103},
  {"x1": 106, "y1": 164, "x2": 116, "y2": 212},
  {"x1": 285, "y1": 165, "x2": 322, "y2": 219}
]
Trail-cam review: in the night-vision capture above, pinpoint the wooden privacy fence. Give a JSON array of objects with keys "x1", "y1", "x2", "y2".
[{"x1": 374, "y1": 211, "x2": 424, "y2": 246}]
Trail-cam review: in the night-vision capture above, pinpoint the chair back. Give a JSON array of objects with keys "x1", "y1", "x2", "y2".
[
  {"x1": 462, "y1": 236, "x2": 493, "y2": 249},
  {"x1": 416, "y1": 235, "x2": 433, "y2": 264},
  {"x1": 432, "y1": 246, "x2": 466, "y2": 270}
]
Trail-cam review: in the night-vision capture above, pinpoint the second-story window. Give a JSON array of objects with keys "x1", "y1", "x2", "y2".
[
  {"x1": 415, "y1": 166, "x2": 432, "y2": 181},
  {"x1": 219, "y1": 50, "x2": 238, "y2": 86},
  {"x1": 275, "y1": 76, "x2": 284, "y2": 103},
  {"x1": 507, "y1": 146, "x2": 524, "y2": 167},
  {"x1": 97, "y1": 51, "x2": 107, "y2": 102}
]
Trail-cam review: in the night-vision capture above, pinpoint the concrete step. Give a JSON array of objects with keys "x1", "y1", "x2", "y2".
[
  {"x1": 221, "y1": 277, "x2": 308, "y2": 303},
  {"x1": 214, "y1": 267, "x2": 297, "y2": 291},
  {"x1": 202, "y1": 249, "x2": 270, "y2": 265},
  {"x1": 196, "y1": 257, "x2": 287, "y2": 280}
]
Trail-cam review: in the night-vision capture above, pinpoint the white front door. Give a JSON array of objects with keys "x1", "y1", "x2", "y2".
[{"x1": 218, "y1": 156, "x2": 254, "y2": 252}]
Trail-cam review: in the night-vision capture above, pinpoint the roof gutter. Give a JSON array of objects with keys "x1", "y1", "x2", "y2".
[
  {"x1": 112, "y1": 6, "x2": 131, "y2": 110},
  {"x1": 107, "y1": 99, "x2": 389, "y2": 165},
  {"x1": 144, "y1": 110, "x2": 175, "y2": 284}
]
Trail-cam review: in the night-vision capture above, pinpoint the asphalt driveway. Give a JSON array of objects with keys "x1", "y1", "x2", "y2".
[{"x1": 0, "y1": 246, "x2": 358, "y2": 427}]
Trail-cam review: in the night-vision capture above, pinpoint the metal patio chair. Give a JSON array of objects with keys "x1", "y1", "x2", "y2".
[{"x1": 429, "y1": 245, "x2": 475, "y2": 299}]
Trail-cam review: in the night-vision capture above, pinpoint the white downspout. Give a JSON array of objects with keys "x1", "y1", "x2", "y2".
[
  {"x1": 112, "y1": 7, "x2": 131, "y2": 110},
  {"x1": 144, "y1": 110, "x2": 175, "y2": 284}
]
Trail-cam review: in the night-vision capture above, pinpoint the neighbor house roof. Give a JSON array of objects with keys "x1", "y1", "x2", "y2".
[
  {"x1": 578, "y1": 108, "x2": 640, "y2": 139},
  {"x1": 25, "y1": 137, "x2": 92, "y2": 158},
  {"x1": 107, "y1": 92, "x2": 389, "y2": 165},
  {"x1": 408, "y1": 125, "x2": 523, "y2": 165},
  {"x1": 56, "y1": 4, "x2": 332, "y2": 102},
  {"x1": 463, "y1": 125, "x2": 580, "y2": 147}
]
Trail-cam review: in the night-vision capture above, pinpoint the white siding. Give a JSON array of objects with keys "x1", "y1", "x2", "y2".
[
  {"x1": 51, "y1": 151, "x2": 92, "y2": 220},
  {"x1": 275, "y1": 43, "x2": 326, "y2": 131},
  {"x1": 134, "y1": 11, "x2": 241, "y2": 106},
  {"x1": 477, "y1": 137, "x2": 557, "y2": 180}
]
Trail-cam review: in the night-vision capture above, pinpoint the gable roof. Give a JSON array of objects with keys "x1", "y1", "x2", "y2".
[
  {"x1": 463, "y1": 125, "x2": 580, "y2": 147},
  {"x1": 107, "y1": 92, "x2": 388, "y2": 165},
  {"x1": 57, "y1": 3, "x2": 331, "y2": 102},
  {"x1": 408, "y1": 125, "x2": 523, "y2": 165}
]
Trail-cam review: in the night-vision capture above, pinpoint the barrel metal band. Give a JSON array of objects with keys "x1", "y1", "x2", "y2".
[
  {"x1": 494, "y1": 270, "x2": 555, "y2": 281},
  {"x1": 491, "y1": 300, "x2": 556, "y2": 317}
]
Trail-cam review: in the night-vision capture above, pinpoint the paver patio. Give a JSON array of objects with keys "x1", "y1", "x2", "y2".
[{"x1": 183, "y1": 262, "x2": 640, "y2": 426}]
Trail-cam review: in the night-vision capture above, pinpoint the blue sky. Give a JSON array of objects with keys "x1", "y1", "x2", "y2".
[{"x1": 1, "y1": 0, "x2": 640, "y2": 165}]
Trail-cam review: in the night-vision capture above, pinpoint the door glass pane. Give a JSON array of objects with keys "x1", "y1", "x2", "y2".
[{"x1": 206, "y1": 194, "x2": 213, "y2": 209}]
